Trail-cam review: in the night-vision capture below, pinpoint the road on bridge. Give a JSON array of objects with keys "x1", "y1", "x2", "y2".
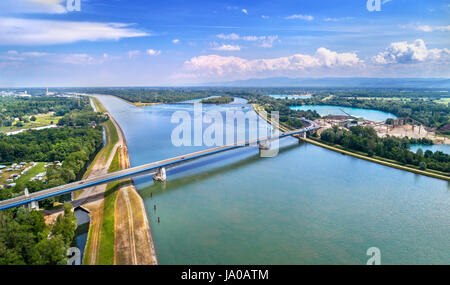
[{"x1": 0, "y1": 120, "x2": 318, "y2": 210}]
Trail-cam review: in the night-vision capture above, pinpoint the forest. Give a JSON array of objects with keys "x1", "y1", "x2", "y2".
[
  {"x1": 201, "y1": 96, "x2": 234, "y2": 104},
  {"x1": 0, "y1": 96, "x2": 86, "y2": 128},
  {"x1": 0, "y1": 203, "x2": 77, "y2": 265}
]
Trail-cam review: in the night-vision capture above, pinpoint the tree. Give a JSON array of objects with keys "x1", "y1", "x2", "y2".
[
  {"x1": 32, "y1": 236, "x2": 67, "y2": 265},
  {"x1": 419, "y1": 161, "x2": 427, "y2": 170},
  {"x1": 51, "y1": 203, "x2": 77, "y2": 245},
  {"x1": 30, "y1": 116, "x2": 37, "y2": 122}
]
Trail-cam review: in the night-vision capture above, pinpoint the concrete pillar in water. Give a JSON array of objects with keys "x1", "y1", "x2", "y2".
[
  {"x1": 153, "y1": 167, "x2": 167, "y2": 182},
  {"x1": 258, "y1": 140, "x2": 270, "y2": 150}
]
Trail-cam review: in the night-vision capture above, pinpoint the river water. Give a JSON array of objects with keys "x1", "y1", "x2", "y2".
[{"x1": 95, "y1": 95, "x2": 449, "y2": 265}]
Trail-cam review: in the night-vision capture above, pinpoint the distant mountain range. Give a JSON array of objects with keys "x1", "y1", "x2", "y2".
[{"x1": 204, "y1": 77, "x2": 450, "y2": 89}]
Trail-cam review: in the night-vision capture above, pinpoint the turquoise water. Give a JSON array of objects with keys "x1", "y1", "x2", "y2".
[
  {"x1": 96, "y1": 95, "x2": 449, "y2": 265},
  {"x1": 269, "y1": 94, "x2": 312, "y2": 99},
  {"x1": 290, "y1": 105, "x2": 397, "y2": 122},
  {"x1": 410, "y1": 144, "x2": 450, "y2": 155}
]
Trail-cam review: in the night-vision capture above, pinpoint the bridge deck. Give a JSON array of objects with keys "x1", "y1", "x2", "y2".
[{"x1": 0, "y1": 120, "x2": 318, "y2": 210}]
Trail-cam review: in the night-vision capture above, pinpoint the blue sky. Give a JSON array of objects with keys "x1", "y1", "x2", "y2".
[{"x1": 0, "y1": 0, "x2": 449, "y2": 87}]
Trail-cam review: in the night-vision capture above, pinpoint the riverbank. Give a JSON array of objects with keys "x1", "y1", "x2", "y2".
[
  {"x1": 82, "y1": 96, "x2": 157, "y2": 265},
  {"x1": 109, "y1": 95, "x2": 162, "y2": 107},
  {"x1": 252, "y1": 104, "x2": 449, "y2": 181}
]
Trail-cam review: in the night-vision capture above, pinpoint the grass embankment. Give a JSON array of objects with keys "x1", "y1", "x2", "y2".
[
  {"x1": 96, "y1": 149, "x2": 124, "y2": 265},
  {"x1": 82, "y1": 149, "x2": 124, "y2": 265},
  {"x1": 80, "y1": 99, "x2": 118, "y2": 179},
  {"x1": 81, "y1": 96, "x2": 122, "y2": 264},
  {"x1": 252, "y1": 104, "x2": 450, "y2": 181},
  {"x1": 73, "y1": 99, "x2": 118, "y2": 200},
  {"x1": 91, "y1": 96, "x2": 107, "y2": 113}
]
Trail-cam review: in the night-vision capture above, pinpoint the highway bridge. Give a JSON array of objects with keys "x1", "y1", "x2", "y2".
[{"x1": 0, "y1": 120, "x2": 318, "y2": 210}]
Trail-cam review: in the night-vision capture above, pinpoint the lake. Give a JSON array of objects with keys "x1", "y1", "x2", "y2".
[{"x1": 290, "y1": 105, "x2": 397, "y2": 122}]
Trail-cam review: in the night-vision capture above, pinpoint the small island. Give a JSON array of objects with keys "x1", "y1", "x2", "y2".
[{"x1": 201, "y1": 96, "x2": 234, "y2": 104}]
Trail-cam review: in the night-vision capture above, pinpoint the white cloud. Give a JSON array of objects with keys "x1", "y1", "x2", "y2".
[
  {"x1": 216, "y1": 33, "x2": 279, "y2": 48},
  {"x1": 217, "y1": 33, "x2": 240, "y2": 40},
  {"x1": 172, "y1": 39, "x2": 180, "y2": 44},
  {"x1": 21, "y1": 51, "x2": 48, "y2": 57},
  {"x1": 0, "y1": 17, "x2": 149, "y2": 45},
  {"x1": 210, "y1": 43, "x2": 241, "y2": 51},
  {"x1": 146, "y1": 49, "x2": 161, "y2": 56},
  {"x1": 182, "y1": 48, "x2": 363, "y2": 78},
  {"x1": 372, "y1": 39, "x2": 450, "y2": 64},
  {"x1": 0, "y1": 0, "x2": 67, "y2": 14},
  {"x1": 0, "y1": 50, "x2": 109, "y2": 65},
  {"x1": 324, "y1": 17, "x2": 352, "y2": 22},
  {"x1": 416, "y1": 25, "x2": 450, "y2": 32},
  {"x1": 242, "y1": 9, "x2": 248, "y2": 15},
  {"x1": 285, "y1": 14, "x2": 314, "y2": 21},
  {"x1": 128, "y1": 50, "x2": 141, "y2": 59},
  {"x1": 261, "y1": 15, "x2": 269, "y2": 19}
]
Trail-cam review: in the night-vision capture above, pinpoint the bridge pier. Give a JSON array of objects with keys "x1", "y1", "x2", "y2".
[
  {"x1": 153, "y1": 167, "x2": 167, "y2": 182},
  {"x1": 258, "y1": 140, "x2": 270, "y2": 150},
  {"x1": 24, "y1": 188, "x2": 39, "y2": 210}
]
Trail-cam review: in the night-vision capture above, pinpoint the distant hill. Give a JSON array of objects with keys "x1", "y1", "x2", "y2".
[{"x1": 204, "y1": 77, "x2": 450, "y2": 89}]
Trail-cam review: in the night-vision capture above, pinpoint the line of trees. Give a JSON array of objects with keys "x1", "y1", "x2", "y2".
[
  {"x1": 201, "y1": 96, "x2": 233, "y2": 104},
  {"x1": 319, "y1": 126, "x2": 449, "y2": 173}
]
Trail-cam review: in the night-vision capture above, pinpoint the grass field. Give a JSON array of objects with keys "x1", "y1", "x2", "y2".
[
  {"x1": 0, "y1": 162, "x2": 45, "y2": 187},
  {"x1": 435, "y1": 98, "x2": 450, "y2": 105},
  {"x1": 0, "y1": 114, "x2": 62, "y2": 133}
]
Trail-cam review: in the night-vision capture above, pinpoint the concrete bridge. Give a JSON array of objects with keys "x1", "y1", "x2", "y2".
[{"x1": 0, "y1": 119, "x2": 318, "y2": 210}]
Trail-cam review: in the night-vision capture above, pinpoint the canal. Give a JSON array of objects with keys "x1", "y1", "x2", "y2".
[{"x1": 95, "y1": 95, "x2": 449, "y2": 265}]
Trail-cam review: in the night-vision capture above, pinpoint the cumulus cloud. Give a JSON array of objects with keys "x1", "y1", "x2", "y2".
[
  {"x1": 285, "y1": 14, "x2": 314, "y2": 21},
  {"x1": 182, "y1": 48, "x2": 363, "y2": 78},
  {"x1": 242, "y1": 9, "x2": 248, "y2": 15},
  {"x1": 172, "y1": 39, "x2": 180, "y2": 44},
  {"x1": 0, "y1": 18, "x2": 149, "y2": 45},
  {"x1": 372, "y1": 39, "x2": 450, "y2": 64},
  {"x1": 146, "y1": 49, "x2": 161, "y2": 56}
]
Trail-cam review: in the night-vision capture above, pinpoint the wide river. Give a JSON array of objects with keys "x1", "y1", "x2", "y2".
[{"x1": 95, "y1": 95, "x2": 449, "y2": 265}]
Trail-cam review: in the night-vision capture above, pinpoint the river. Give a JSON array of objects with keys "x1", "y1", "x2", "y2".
[{"x1": 95, "y1": 95, "x2": 449, "y2": 265}]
